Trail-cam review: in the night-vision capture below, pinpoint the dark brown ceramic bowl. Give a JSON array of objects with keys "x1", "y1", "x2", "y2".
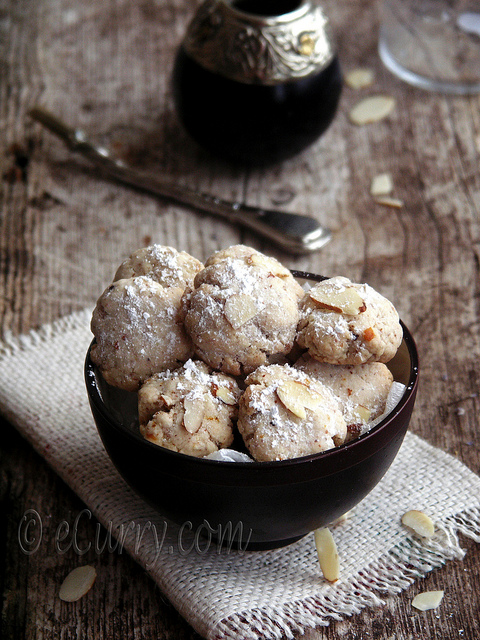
[{"x1": 85, "y1": 273, "x2": 418, "y2": 550}]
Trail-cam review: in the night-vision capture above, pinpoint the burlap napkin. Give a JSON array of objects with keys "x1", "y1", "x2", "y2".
[{"x1": 1, "y1": 310, "x2": 480, "y2": 640}]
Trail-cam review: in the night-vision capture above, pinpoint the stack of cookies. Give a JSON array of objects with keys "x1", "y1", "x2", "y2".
[{"x1": 91, "y1": 244, "x2": 403, "y2": 461}]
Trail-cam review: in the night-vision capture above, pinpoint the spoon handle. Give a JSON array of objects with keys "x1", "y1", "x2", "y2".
[{"x1": 28, "y1": 107, "x2": 331, "y2": 255}]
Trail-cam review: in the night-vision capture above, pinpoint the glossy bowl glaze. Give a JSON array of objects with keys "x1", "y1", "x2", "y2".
[
  {"x1": 85, "y1": 280, "x2": 418, "y2": 550},
  {"x1": 173, "y1": 48, "x2": 342, "y2": 166}
]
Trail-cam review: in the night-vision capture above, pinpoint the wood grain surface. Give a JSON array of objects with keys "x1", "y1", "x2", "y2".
[{"x1": 1, "y1": 0, "x2": 479, "y2": 638}]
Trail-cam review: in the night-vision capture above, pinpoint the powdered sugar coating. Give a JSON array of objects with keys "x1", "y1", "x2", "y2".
[
  {"x1": 114, "y1": 245, "x2": 203, "y2": 289},
  {"x1": 295, "y1": 355, "x2": 393, "y2": 440},
  {"x1": 204, "y1": 245, "x2": 302, "y2": 290},
  {"x1": 182, "y1": 245, "x2": 303, "y2": 376},
  {"x1": 297, "y1": 276, "x2": 402, "y2": 365},
  {"x1": 90, "y1": 277, "x2": 193, "y2": 391},
  {"x1": 138, "y1": 360, "x2": 241, "y2": 457},
  {"x1": 238, "y1": 364, "x2": 347, "y2": 461},
  {"x1": 203, "y1": 245, "x2": 304, "y2": 300}
]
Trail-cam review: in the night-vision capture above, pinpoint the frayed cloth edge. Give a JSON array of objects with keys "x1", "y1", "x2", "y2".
[
  {"x1": 0, "y1": 308, "x2": 92, "y2": 356},
  {"x1": 209, "y1": 508, "x2": 480, "y2": 640}
]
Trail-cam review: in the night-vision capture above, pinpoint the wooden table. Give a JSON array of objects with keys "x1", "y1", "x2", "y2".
[{"x1": 1, "y1": 0, "x2": 479, "y2": 637}]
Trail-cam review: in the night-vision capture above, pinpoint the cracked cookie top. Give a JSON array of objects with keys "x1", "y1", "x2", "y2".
[{"x1": 181, "y1": 245, "x2": 303, "y2": 376}]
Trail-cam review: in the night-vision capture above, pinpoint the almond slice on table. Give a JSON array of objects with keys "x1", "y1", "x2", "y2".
[
  {"x1": 309, "y1": 285, "x2": 366, "y2": 315},
  {"x1": 59, "y1": 565, "x2": 97, "y2": 602},
  {"x1": 374, "y1": 195, "x2": 404, "y2": 209},
  {"x1": 224, "y1": 293, "x2": 258, "y2": 329},
  {"x1": 314, "y1": 528, "x2": 340, "y2": 582},
  {"x1": 349, "y1": 95, "x2": 396, "y2": 125},
  {"x1": 412, "y1": 590, "x2": 444, "y2": 611},
  {"x1": 277, "y1": 379, "x2": 322, "y2": 419},
  {"x1": 370, "y1": 172, "x2": 393, "y2": 196},
  {"x1": 345, "y1": 67, "x2": 374, "y2": 90},
  {"x1": 401, "y1": 510, "x2": 435, "y2": 538}
]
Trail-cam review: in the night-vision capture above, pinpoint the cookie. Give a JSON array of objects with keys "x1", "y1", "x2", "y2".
[
  {"x1": 114, "y1": 244, "x2": 203, "y2": 289},
  {"x1": 182, "y1": 245, "x2": 303, "y2": 376},
  {"x1": 237, "y1": 364, "x2": 347, "y2": 461},
  {"x1": 296, "y1": 276, "x2": 402, "y2": 365},
  {"x1": 295, "y1": 355, "x2": 393, "y2": 440},
  {"x1": 90, "y1": 276, "x2": 193, "y2": 391},
  {"x1": 138, "y1": 360, "x2": 241, "y2": 457}
]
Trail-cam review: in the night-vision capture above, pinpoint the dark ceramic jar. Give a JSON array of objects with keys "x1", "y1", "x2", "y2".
[{"x1": 173, "y1": 0, "x2": 342, "y2": 165}]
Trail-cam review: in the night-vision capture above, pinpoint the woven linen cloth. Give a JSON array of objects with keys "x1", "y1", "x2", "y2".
[{"x1": 1, "y1": 310, "x2": 480, "y2": 640}]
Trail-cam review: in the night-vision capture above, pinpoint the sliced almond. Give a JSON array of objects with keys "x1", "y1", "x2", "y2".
[
  {"x1": 374, "y1": 196, "x2": 404, "y2": 208},
  {"x1": 59, "y1": 565, "x2": 97, "y2": 602},
  {"x1": 345, "y1": 67, "x2": 374, "y2": 90},
  {"x1": 224, "y1": 293, "x2": 258, "y2": 329},
  {"x1": 277, "y1": 379, "x2": 322, "y2": 419},
  {"x1": 352, "y1": 405, "x2": 371, "y2": 423},
  {"x1": 349, "y1": 95, "x2": 396, "y2": 125},
  {"x1": 412, "y1": 590, "x2": 444, "y2": 611},
  {"x1": 215, "y1": 386, "x2": 237, "y2": 405},
  {"x1": 310, "y1": 285, "x2": 366, "y2": 315},
  {"x1": 314, "y1": 528, "x2": 340, "y2": 582},
  {"x1": 247, "y1": 253, "x2": 290, "y2": 277},
  {"x1": 401, "y1": 510, "x2": 435, "y2": 538},
  {"x1": 183, "y1": 396, "x2": 205, "y2": 433},
  {"x1": 277, "y1": 382, "x2": 306, "y2": 419},
  {"x1": 160, "y1": 394, "x2": 175, "y2": 409},
  {"x1": 370, "y1": 172, "x2": 393, "y2": 196}
]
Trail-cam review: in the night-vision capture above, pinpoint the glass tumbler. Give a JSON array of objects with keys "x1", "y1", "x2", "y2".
[{"x1": 379, "y1": 0, "x2": 480, "y2": 94}]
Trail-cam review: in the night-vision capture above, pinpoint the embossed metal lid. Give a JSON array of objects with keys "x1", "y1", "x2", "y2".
[{"x1": 182, "y1": 0, "x2": 336, "y2": 85}]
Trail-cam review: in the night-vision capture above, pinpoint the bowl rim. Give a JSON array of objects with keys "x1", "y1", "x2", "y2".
[{"x1": 85, "y1": 272, "x2": 419, "y2": 477}]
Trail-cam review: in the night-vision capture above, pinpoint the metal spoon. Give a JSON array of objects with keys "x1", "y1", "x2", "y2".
[{"x1": 28, "y1": 107, "x2": 331, "y2": 255}]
